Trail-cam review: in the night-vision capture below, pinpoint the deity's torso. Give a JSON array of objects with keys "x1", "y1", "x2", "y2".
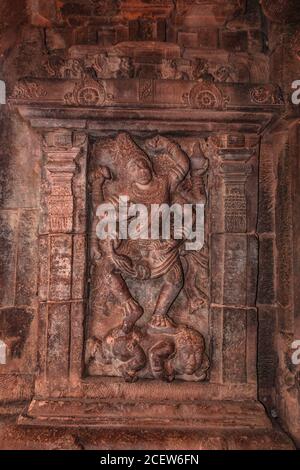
[
  {"x1": 108, "y1": 175, "x2": 181, "y2": 279},
  {"x1": 128, "y1": 175, "x2": 170, "y2": 206}
]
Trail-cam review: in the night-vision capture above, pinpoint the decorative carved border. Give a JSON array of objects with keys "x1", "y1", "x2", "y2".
[{"x1": 9, "y1": 79, "x2": 285, "y2": 110}]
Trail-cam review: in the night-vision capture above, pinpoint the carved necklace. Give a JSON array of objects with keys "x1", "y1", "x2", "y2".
[{"x1": 130, "y1": 176, "x2": 168, "y2": 204}]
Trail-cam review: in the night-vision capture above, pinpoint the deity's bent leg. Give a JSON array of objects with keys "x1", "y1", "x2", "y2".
[
  {"x1": 181, "y1": 253, "x2": 207, "y2": 311},
  {"x1": 93, "y1": 257, "x2": 144, "y2": 333},
  {"x1": 108, "y1": 268, "x2": 144, "y2": 333},
  {"x1": 151, "y1": 260, "x2": 184, "y2": 327}
]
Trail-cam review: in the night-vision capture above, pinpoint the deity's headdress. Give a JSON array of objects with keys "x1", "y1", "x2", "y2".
[{"x1": 94, "y1": 132, "x2": 152, "y2": 174}]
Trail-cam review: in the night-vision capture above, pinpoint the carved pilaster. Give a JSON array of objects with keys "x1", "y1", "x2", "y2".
[
  {"x1": 46, "y1": 151, "x2": 77, "y2": 233},
  {"x1": 210, "y1": 134, "x2": 257, "y2": 234},
  {"x1": 43, "y1": 130, "x2": 86, "y2": 234},
  {"x1": 221, "y1": 155, "x2": 253, "y2": 234},
  {"x1": 36, "y1": 129, "x2": 87, "y2": 397},
  {"x1": 209, "y1": 134, "x2": 258, "y2": 392}
]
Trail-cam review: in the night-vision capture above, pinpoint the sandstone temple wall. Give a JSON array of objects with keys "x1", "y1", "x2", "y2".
[{"x1": 0, "y1": 0, "x2": 299, "y2": 448}]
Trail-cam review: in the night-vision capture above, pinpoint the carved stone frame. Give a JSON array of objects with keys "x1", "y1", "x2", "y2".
[{"x1": 9, "y1": 78, "x2": 283, "y2": 429}]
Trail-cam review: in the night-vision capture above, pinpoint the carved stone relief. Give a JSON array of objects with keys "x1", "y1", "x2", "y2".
[
  {"x1": 85, "y1": 132, "x2": 210, "y2": 383},
  {"x1": 249, "y1": 85, "x2": 284, "y2": 105},
  {"x1": 42, "y1": 49, "x2": 269, "y2": 84},
  {"x1": 64, "y1": 78, "x2": 109, "y2": 106},
  {"x1": 11, "y1": 80, "x2": 47, "y2": 100},
  {"x1": 183, "y1": 82, "x2": 230, "y2": 109},
  {"x1": 0, "y1": 0, "x2": 299, "y2": 450}
]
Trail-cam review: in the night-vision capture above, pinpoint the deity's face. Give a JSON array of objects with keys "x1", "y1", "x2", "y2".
[
  {"x1": 127, "y1": 158, "x2": 152, "y2": 185},
  {"x1": 175, "y1": 344, "x2": 200, "y2": 376}
]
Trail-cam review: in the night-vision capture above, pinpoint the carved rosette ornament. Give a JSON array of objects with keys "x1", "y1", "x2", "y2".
[
  {"x1": 64, "y1": 78, "x2": 110, "y2": 106},
  {"x1": 249, "y1": 85, "x2": 284, "y2": 105},
  {"x1": 184, "y1": 82, "x2": 229, "y2": 110}
]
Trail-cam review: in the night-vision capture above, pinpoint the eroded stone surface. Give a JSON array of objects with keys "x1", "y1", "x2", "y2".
[{"x1": 0, "y1": 0, "x2": 299, "y2": 450}]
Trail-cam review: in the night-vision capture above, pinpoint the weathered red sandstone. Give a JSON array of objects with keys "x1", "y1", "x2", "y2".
[{"x1": 0, "y1": 0, "x2": 299, "y2": 450}]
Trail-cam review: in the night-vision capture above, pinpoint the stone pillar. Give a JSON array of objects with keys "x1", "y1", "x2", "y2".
[
  {"x1": 36, "y1": 129, "x2": 87, "y2": 397},
  {"x1": 256, "y1": 134, "x2": 278, "y2": 413},
  {"x1": 209, "y1": 134, "x2": 258, "y2": 398}
]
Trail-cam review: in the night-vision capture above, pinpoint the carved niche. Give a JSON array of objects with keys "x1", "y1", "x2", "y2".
[{"x1": 85, "y1": 133, "x2": 210, "y2": 383}]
